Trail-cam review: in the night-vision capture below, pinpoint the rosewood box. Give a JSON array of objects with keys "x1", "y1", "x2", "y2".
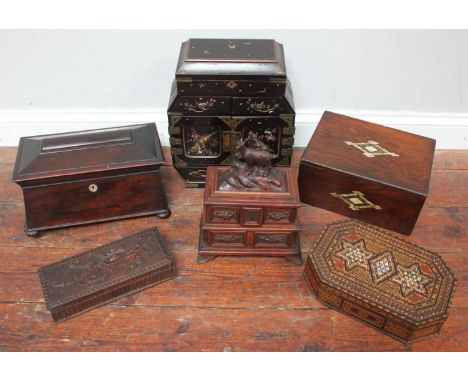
[
  {"x1": 12, "y1": 123, "x2": 170, "y2": 236},
  {"x1": 198, "y1": 166, "x2": 302, "y2": 264},
  {"x1": 304, "y1": 220, "x2": 455, "y2": 342},
  {"x1": 298, "y1": 111, "x2": 436, "y2": 234},
  {"x1": 168, "y1": 38, "x2": 296, "y2": 188},
  {"x1": 39, "y1": 227, "x2": 175, "y2": 322}
]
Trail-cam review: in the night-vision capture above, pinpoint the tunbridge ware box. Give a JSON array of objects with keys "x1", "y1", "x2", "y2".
[
  {"x1": 168, "y1": 38, "x2": 296, "y2": 188},
  {"x1": 298, "y1": 111, "x2": 436, "y2": 235},
  {"x1": 12, "y1": 123, "x2": 170, "y2": 236}
]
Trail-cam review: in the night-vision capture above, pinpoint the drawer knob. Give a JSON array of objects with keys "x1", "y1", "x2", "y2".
[{"x1": 88, "y1": 184, "x2": 99, "y2": 192}]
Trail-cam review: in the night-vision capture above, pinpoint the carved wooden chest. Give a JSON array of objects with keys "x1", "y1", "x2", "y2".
[
  {"x1": 168, "y1": 38, "x2": 296, "y2": 188},
  {"x1": 39, "y1": 228, "x2": 175, "y2": 322},
  {"x1": 198, "y1": 166, "x2": 302, "y2": 264},
  {"x1": 304, "y1": 220, "x2": 455, "y2": 342},
  {"x1": 12, "y1": 123, "x2": 170, "y2": 236},
  {"x1": 298, "y1": 111, "x2": 436, "y2": 234}
]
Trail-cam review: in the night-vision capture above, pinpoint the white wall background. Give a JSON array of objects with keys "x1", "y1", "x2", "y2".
[{"x1": 0, "y1": 30, "x2": 467, "y2": 148}]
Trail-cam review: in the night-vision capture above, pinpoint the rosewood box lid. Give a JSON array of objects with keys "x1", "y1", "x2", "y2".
[
  {"x1": 301, "y1": 111, "x2": 435, "y2": 195},
  {"x1": 305, "y1": 220, "x2": 455, "y2": 341},
  {"x1": 175, "y1": 39, "x2": 287, "y2": 79},
  {"x1": 39, "y1": 227, "x2": 175, "y2": 322},
  {"x1": 12, "y1": 123, "x2": 165, "y2": 186}
]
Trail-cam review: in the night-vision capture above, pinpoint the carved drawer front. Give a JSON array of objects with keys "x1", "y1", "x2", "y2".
[
  {"x1": 171, "y1": 96, "x2": 231, "y2": 115},
  {"x1": 24, "y1": 171, "x2": 166, "y2": 229},
  {"x1": 208, "y1": 207, "x2": 240, "y2": 224},
  {"x1": 264, "y1": 208, "x2": 295, "y2": 224},
  {"x1": 341, "y1": 300, "x2": 385, "y2": 328},
  {"x1": 177, "y1": 80, "x2": 286, "y2": 96},
  {"x1": 207, "y1": 230, "x2": 246, "y2": 247},
  {"x1": 253, "y1": 231, "x2": 294, "y2": 248},
  {"x1": 232, "y1": 97, "x2": 292, "y2": 115}
]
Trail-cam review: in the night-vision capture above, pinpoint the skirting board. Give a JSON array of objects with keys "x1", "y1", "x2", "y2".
[{"x1": 0, "y1": 109, "x2": 467, "y2": 149}]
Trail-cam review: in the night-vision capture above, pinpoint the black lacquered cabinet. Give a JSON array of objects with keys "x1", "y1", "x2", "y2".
[{"x1": 168, "y1": 38, "x2": 296, "y2": 188}]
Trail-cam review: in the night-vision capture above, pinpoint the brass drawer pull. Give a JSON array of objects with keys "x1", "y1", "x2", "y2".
[{"x1": 88, "y1": 184, "x2": 99, "y2": 192}]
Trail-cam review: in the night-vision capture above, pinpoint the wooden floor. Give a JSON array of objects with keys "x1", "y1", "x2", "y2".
[{"x1": 0, "y1": 147, "x2": 466, "y2": 352}]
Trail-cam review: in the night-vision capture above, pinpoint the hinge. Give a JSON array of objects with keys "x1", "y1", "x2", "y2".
[
  {"x1": 171, "y1": 147, "x2": 183, "y2": 155},
  {"x1": 168, "y1": 126, "x2": 181, "y2": 135},
  {"x1": 281, "y1": 137, "x2": 294, "y2": 146},
  {"x1": 283, "y1": 126, "x2": 296, "y2": 135},
  {"x1": 169, "y1": 137, "x2": 182, "y2": 146},
  {"x1": 281, "y1": 148, "x2": 293, "y2": 156}
]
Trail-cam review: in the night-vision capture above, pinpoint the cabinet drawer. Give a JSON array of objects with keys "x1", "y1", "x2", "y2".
[
  {"x1": 264, "y1": 208, "x2": 296, "y2": 224},
  {"x1": 177, "y1": 80, "x2": 286, "y2": 96},
  {"x1": 341, "y1": 300, "x2": 385, "y2": 328},
  {"x1": 253, "y1": 231, "x2": 295, "y2": 248},
  {"x1": 24, "y1": 171, "x2": 166, "y2": 229},
  {"x1": 206, "y1": 230, "x2": 247, "y2": 247},
  {"x1": 207, "y1": 207, "x2": 240, "y2": 224},
  {"x1": 232, "y1": 97, "x2": 292, "y2": 115},
  {"x1": 170, "y1": 96, "x2": 231, "y2": 115}
]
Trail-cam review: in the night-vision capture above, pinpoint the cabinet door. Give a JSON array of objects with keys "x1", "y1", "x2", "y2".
[
  {"x1": 170, "y1": 116, "x2": 231, "y2": 166},
  {"x1": 233, "y1": 116, "x2": 294, "y2": 166}
]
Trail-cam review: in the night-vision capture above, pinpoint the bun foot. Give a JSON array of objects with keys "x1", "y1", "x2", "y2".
[
  {"x1": 156, "y1": 209, "x2": 171, "y2": 219},
  {"x1": 286, "y1": 254, "x2": 303, "y2": 266},
  {"x1": 197, "y1": 255, "x2": 216, "y2": 264},
  {"x1": 25, "y1": 229, "x2": 39, "y2": 237}
]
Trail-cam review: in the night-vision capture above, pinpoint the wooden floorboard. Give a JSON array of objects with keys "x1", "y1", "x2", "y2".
[{"x1": 0, "y1": 147, "x2": 466, "y2": 351}]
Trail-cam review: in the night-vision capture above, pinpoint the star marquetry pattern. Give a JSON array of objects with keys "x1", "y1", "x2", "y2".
[
  {"x1": 334, "y1": 239, "x2": 376, "y2": 271},
  {"x1": 391, "y1": 263, "x2": 432, "y2": 297}
]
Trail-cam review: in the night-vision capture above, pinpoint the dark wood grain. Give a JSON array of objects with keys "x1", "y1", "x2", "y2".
[
  {"x1": 0, "y1": 147, "x2": 466, "y2": 351},
  {"x1": 299, "y1": 111, "x2": 438, "y2": 235}
]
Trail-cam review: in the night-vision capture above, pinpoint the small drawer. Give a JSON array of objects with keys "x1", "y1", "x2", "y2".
[
  {"x1": 207, "y1": 207, "x2": 240, "y2": 224},
  {"x1": 264, "y1": 208, "x2": 295, "y2": 224},
  {"x1": 253, "y1": 231, "x2": 294, "y2": 248},
  {"x1": 177, "y1": 80, "x2": 286, "y2": 96},
  {"x1": 240, "y1": 207, "x2": 263, "y2": 226},
  {"x1": 342, "y1": 300, "x2": 385, "y2": 328},
  {"x1": 171, "y1": 96, "x2": 231, "y2": 115},
  {"x1": 233, "y1": 97, "x2": 292, "y2": 115},
  {"x1": 206, "y1": 230, "x2": 247, "y2": 247}
]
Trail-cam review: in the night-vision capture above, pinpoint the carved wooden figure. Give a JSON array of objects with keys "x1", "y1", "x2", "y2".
[{"x1": 198, "y1": 136, "x2": 302, "y2": 264}]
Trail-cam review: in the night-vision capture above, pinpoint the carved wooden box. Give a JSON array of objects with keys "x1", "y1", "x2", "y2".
[
  {"x1": 39, "y1": 228, "x2": 176, "y2": 322},
  {"x1": 12, "y1": 123, "x2": 170, "y2": 236},
  {"x1": 304, "y1": 220, "x2": 455, "y2": 343},
  {"x1": 298, "y1": 111, "x2": 436, "y2": 234},
  {"x1": 198, "y1": 166, "x2": 302, "y2": 264},
  {"x1": 168, "y1": 38, "x2": 295, "y2": 188}
]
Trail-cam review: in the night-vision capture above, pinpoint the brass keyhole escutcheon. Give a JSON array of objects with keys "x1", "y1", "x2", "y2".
[{"x1": 89, "y1": 184, "x2": 98, "y2": 192}]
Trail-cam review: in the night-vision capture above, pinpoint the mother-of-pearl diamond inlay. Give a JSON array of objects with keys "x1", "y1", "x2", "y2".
[
  {"x1": 391, "y1": 263, "x2": 432, "y2": 297},
  {"x1": 334, "y1": 239, "x2": 375, "y2": 270},
  {"x1": 369, "y1": 251, "x2": 397, "y2": 283}
]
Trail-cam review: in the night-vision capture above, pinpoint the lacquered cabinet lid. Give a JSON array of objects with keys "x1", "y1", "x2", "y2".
[
  {"x1": 175, "y1": 39, "x2": 287, "y2": 78},
  {"x1": 12, "y1": 123, "x2": 165, "y2": 184}
]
